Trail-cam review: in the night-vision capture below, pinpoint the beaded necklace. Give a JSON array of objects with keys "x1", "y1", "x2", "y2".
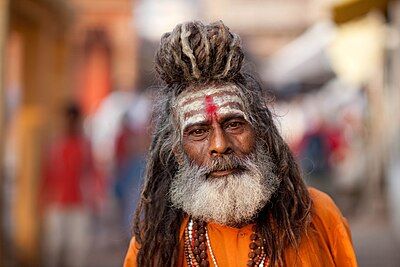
[{"x1": 184, "y1": 218, "x2": 269, "y2": 267}]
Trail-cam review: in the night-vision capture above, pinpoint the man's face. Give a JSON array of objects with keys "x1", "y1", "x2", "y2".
[
  {"x1": 170, "y1": 84, "x2": 280, "y2": 226},
  {"x1": 177, "y1": 84, "x2": 255, "y2": 171}
]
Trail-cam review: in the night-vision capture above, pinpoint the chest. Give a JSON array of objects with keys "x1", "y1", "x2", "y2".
[{"x1": 177, "y1": 226, "x2": 335, "y2": 267}]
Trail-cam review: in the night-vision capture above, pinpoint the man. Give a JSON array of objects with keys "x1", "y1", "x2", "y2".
[
  {"x1": 124, "y1": 21, "x2": 357, "y2": 266},
  {"x1": 40, "y1": 104, "x2": 99, "y2": 267}
]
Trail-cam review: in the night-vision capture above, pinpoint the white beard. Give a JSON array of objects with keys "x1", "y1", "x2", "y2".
[{"x1": 169, "y1": 146, "x2": 280, "y2": 226}]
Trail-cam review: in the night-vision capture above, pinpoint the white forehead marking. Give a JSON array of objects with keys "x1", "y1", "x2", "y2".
[
  {"x1": 180, "y1": 95, "x2": 244, "y2": 114},
  {"x1": 175, "y1": 85, "x2": 249, "y2": 132}
]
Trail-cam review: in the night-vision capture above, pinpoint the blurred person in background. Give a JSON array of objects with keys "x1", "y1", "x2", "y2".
[
  {"x1": 39, "y1": 103, "x2": 101, "y2": 267},
  {"x1": 114, "y1": 111, "x2": 147, "y2": 236},
  {"x1": 298, "y1": 120, "x2": 331, "y2": 178},
  {"x1": 124, "y1": 21, "x2": 357, "y2": 266}
]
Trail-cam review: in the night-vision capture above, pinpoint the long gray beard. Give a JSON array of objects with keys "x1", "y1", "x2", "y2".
[{"x1": 169, "y1": 145, "x2": 280, "y2": 226}]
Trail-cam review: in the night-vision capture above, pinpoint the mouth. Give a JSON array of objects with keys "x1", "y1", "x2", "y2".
[{"x1": 209, "y1": 168, "x2": 239, "y2": 178}]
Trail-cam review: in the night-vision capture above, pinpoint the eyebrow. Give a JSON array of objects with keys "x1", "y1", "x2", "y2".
[
  {"x1": 183, "y1": 121, "x2": 210, "y2": 133},
  {"x1": 218, "y1": 113, "x2": 247, "y2": 124},
  {"x1": 183, "y1": 112, "x2": 247, "y2": 132}
]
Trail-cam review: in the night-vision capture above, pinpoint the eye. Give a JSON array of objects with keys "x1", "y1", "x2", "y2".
[
  {"x1": 188, "y1": 127, "x2": 209, "y2": 140},
  {"x1": 226, "y1": 121, "x2": 242, "y2": 129},
  {"x1": 192, "y1": 129, "x2": 206, "y2": 135},
  {"x1": 225, "y1": 121, "x2": 244, "y2": 130}
]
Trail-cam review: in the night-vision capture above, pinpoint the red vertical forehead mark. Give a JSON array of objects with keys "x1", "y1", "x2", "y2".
[{"x1": 205, "y1": 95, "x2": 218, "y2": 120}]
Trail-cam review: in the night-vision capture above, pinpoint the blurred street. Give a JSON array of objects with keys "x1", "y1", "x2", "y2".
[{"x1": 352, "y1": 217, "x2": 400, "y2": 267}]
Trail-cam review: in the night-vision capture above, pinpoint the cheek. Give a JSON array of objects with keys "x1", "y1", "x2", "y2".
[
  {"x1": 182, "y1": 140, "x2": 209, "y2": 165},
  {"x1": 231, "y1": 127, "x2": 255, "y2": 154}
]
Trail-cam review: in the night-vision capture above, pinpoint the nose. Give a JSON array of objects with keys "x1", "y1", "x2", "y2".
[{"x1": 209, "y1": 124, "x2": 232, "y2": 156}]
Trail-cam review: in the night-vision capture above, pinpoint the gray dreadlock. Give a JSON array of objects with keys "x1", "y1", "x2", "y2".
[{"x1": 155, "y1": 20, "x2": 243, "y2": 86}]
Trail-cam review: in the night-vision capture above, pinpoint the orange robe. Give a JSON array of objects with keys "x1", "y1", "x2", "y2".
[{"x1": 124, "y1": 188, "x2": 357, "y2": 266}]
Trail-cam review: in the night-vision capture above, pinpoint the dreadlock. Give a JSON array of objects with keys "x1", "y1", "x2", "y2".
[{"x1": 133, "y1": 21, "x2": 312, "y2": 266}]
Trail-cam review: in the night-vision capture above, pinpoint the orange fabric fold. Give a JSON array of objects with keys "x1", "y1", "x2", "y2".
[{"x1": 124, "y1": 188, "x2": 357, "y2": 266}]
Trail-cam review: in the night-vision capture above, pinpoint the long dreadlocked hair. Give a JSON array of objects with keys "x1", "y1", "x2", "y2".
[{"x1": 133, "y1": 21, "x2": 312, "y2": 266}]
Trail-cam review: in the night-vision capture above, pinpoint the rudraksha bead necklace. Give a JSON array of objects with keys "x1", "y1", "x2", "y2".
[{"x1": 184, "y1": 218, "x2": 269, "y2": 267}]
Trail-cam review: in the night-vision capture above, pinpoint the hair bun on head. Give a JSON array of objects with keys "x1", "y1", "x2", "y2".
[{"x1": 155, "y1": 20, "x2": 244, "y2": 86}]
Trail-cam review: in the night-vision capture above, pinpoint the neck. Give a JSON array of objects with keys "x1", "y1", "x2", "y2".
[
  {"x1": 185, "y1": 217, "x2": 268, "y2": 267},
  {"x1": 206, "y1": 218, "x2": 255, "y2": 229}
]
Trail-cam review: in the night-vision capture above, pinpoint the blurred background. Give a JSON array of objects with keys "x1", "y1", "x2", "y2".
[{"x1": 0, "y1": 0, "x2": 399, "y2": 266}]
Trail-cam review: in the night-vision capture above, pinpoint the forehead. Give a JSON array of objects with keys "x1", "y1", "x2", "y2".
[{"x1": 175, "y1": 84, "x2": 249, "y2": 131}]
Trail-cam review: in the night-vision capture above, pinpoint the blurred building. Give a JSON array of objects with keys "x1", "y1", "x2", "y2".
[
  {"x1": 1, "y1": 1, "x2": 73, "y2": 266},
  {"x1": 0, "y1": 0, "x2": 137, "y2": 266},
  {"x1": 202, "y1": 0, "x2": 332, "y2": 57},
  {"x1": 69, "y1": 0, "x2": 137, "y2": 115}
]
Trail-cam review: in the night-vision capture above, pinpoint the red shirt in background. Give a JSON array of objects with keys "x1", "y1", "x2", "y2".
[{"x1": 41, "y1": 134, "x2": 95, "y2": 207}]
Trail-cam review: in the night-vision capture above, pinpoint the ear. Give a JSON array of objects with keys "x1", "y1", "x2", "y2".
[{"x1": 173, "y1": 145, "x2": 184, "y2": 166}]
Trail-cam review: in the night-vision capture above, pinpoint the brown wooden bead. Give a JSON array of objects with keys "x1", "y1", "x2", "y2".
[
  {"x1": 200, "y1": 260, "x2": 209, "y2": 267},
  {"x1": 186, "y1": 220, "x2": 270, "y2": 267},
  {"x1": 199, "y1": 242, "x2": 206, "y2": 250},
  {"x1": 200, "y1": 251, "x2": 207, "y2": 259},
  {"x1": 250, "y1": 233, "x2": 258, "y2": 240},
  {"x1": 248, "y1": 251, "x2": 256, "y2": 258}
]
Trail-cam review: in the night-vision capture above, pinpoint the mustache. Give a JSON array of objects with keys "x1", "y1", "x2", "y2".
[{"x1": 192, "y1": 154, "x2": 251, "y2": 175}]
